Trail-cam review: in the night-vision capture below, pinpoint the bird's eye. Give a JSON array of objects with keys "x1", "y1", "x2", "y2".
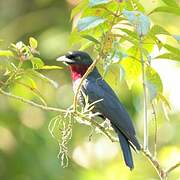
[{"x1": 75, "y1": 56, "x2": 81, "y2": 61}]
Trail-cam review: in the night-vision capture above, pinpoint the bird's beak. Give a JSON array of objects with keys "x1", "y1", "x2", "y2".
[{"x1": 56, "y1": 55, "x2": 75, "y2": 63}]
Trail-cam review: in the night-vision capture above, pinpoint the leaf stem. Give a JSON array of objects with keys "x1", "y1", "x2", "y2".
[
  {"x1": 152, "y1": 102, "x2": 157, "y2": 158},
  {"x1": 139, "y1": 36, "x2": 148, "y2": 150},
  {"x1": 2, "y1": 61, "x2": 23, "y2": 88}
]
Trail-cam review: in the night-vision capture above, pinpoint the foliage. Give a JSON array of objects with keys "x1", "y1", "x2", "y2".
[{"x1": 0, "y1": 0, "x2": 180, "y2": 180}]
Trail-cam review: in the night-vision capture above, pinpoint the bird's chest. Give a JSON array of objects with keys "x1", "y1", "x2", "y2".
[{"x1": 73, "y1": 77, "x2": 103, "y2": 115}]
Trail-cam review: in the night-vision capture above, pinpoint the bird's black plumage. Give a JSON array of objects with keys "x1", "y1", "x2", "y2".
[{"x1": 57, "y1": 51, "x2": 141, "y2": 170}]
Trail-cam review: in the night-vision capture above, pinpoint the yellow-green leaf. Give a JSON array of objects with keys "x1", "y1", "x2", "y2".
[
  {"x1": 145, "y1": 66, "x2": 163, "y2": 101},
  {"x1": 121, "y1": 57, "x2": 141, "y2": 89},
  {"x1": 154, "y1": 53, "x2": 180, "y2": 62},
  {"x1": 31, "y1": 57, "x2": 44, "y2": 69},
  {"x1": 40, "y1": 65, "x2": 63, "y2": 70},
  {"x1": 29, "y1": 37, "x2": 38, "y2": 49},
  {"x1": 149, "y1": 6, "x2": 180, "y2": 16},
  {"x1": 0, "y1": 50, "x2": 14, "y2": 57}
]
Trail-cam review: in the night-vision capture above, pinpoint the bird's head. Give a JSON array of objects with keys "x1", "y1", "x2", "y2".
[{"x1": 57, "y1": 51, "x2": 93, "y2": 81}]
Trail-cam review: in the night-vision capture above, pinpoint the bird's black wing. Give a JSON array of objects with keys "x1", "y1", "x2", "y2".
[{"x1": 83, "y1": 77, "x2": 140, "y2": 150}]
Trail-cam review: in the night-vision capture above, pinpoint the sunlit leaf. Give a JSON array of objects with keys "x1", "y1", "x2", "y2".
[
  {"x1": 27, "y1": 70, "x2": 59, "y2": 88},
  {"x1": 40, "y1": 65, "x2": 63, "y2": 70},
  {"x1": 121, "y1": 57, "x2": 141, "y2": 88},
  {"x1": 149, "y1": 25, "x2": 171, "y2": 36},
  {"x1": 161, "y1": 0, "x2": 179, "y2": 7},
  {"x1": 79, "y1": 41, "x2": 94, "y2": 50},
  {"x1": 119, "y1": 65, "x2": 125, "y2": 81},
  {"x1": 31, "y1": 57, "x2": 44, "y2": 69},
  {"x1": 115, "y1": 34, "x2": 139, "y2": 46},
  {"x1": 154, "y1": 53, "x2": 180, "y2": 61},
  {"x1": 149, "y1": 6, "x2": 180, "y2": 16},
  {"x1": 29, "y1": 37, "x2": 38, "y2": 49},
  {"x1": 77, "y1": 16, "x2": 106, "y2": 31},
  {"x1": 0, "y1": 50, "x2": 14, "y2": 57},
  {"x1": 145, "y1": 66, "x2": 163, "y2": 101},
  {"x1": 163, "y1": 44, "x2": 180, "y2": 56},
  {"x1": 122, "y1": 9, "x2": 150, "y2": 36},
  {"x1": 89, "y1": 0, "x2": 111, "y2": 7},
  {"x1": 28, "y1": 78, "x2": 37, "y2": 89},
  {"x1": 131, "y1": 0, "x2": 145, "y2": 12},
  {"x1": 71, "y1": 0, "x2": 88, "y2": 20},
  {"x1": 81, "y1": 35, "x2": 100, "y2": 44},
  {"x1": 118, "y1": 28, "x2": 139, "y2": 39},
  {"x1": 158, "y1": 93, "x2": 171, "y2": 110}
]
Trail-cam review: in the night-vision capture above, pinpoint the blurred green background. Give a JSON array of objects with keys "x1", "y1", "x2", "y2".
[{"x1": 0, "y1": 0, "x2": 180, "y2": 180}]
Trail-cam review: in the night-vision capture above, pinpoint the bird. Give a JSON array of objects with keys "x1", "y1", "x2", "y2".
[{"x1": 57, "y1": 51, "x2": 141, "y2": 170}]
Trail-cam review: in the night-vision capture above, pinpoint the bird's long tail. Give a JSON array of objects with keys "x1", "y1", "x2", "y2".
[{"x1": 117, "y1": 131, "x2": 134, "y2": 170}]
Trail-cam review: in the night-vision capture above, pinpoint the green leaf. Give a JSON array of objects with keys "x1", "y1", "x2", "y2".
[
  {"x1": 145, "y1": 66, "x2": 163, "y2": 101},
  {"x1": 161, "y1": 0, "x2": 179, "y2": 7},
  {"x1": 149, "y1": 6, "x2": 180, "y2": 16},
  {"x1": 31, "y1": 57, "x2": 44, "y2": 69},
  {"x1": 115, "y1": 34, "x2": 139, "y2": 46},
  {"x1": 121, "y1": 57, "x2": 141, "y2": 88},
  {"x1": 71, "y1": 0, "x2": 88, "y2": 20},
  {"x1": 118, "y1": 28, "x2": 139, "y2": 39},
  {"x1": 122, "y1": 9, "x2": 150, "y2": 36},
  {"x1": 149, "y1": 25, "x2": 171, "y2": 36},
  {"x1": 77, "y1": 16, "x2": 106, "y2": 31},
  {"x1": 0, "y1": 50, "x2": 14, "y2": 57},
  {"x1": 89, "y1": 0, "x2": 110, "y2": 7},
  {"x1": 26, "y1": 70, "x2": 59, "y2": 88},
  {"x1": 81, "y1": 35, "x2": 100, "y2": 44},
  {"x1": 40, "y1": 65, "x2": 63, "y2": 70},
  {"x1": 79, "y1": 41, "x2": 94, "y2": 51},
  {"x1": 131, "y1": 0, "x2": 145, "y2": 12},
  {"x1": 163, "y1": 44, "x2": 180, "y2": 56},
  {"x1": 29, "y1": 37, "x2": 38, "y2": 49},
  {"x1": 158, "y1": 93, "x2": 171, "y2": 110},
  {"x1": 154, "y1": 53, "x2": 180, "y2": 61}
]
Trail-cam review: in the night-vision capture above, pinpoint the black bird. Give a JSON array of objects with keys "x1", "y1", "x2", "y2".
[{"x1": 57, "y1": 51, "x2": 141, "y2": 170}]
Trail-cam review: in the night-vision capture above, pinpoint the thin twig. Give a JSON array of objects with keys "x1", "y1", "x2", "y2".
[
  {"x1": 75, "y1": 111, "x2": 118, "y2": 143},
  {"x1": 0, "y1": 88, "x2": 66, "y2": 113},
  {"x1": 165, "y1": 161, "x2": 180, "y2": 174},
  {"x1": 0, "y1": 88, "x2": 117, "y2": 142},
  {"x1": 101, "y1": 7, "x2": 121, "y2": 17},
  {"x1": 15, "y1": 80, "x2": 47, "y2": 106},
  {"x1": 72, "y1": 56, "x2": 101, "y2": 111},
  {"x1": 152, "y1": 102, "x2": 157, "y2": 158},
  {"x1": 2, "y1": 61, "x2": 23, "y2": 88},
  {"x1": 141, "y1": 148, "x2": 167, "y2": 180},
  {"x1": 139, "y1": 36, "x2": 148, "y2": 150}
]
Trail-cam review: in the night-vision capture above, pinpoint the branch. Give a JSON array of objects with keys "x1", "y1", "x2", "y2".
[
  {"x1": 0, "y1": 88, "x2": 117, "y2": 142},
  {"x1": 1, "y1": 88, "x2": 179, "y2": 180},
  {"x1": 142, "y1": 148, "x2": 166, "y2": 180},
  {"x1": 152, "y1": 102, "x2": 158, "y2": 158},
  {"x1": 165, "y1": 161, "x2": 180, "y2": 174},
  {"x1": 73, "y1": 56, "x2": 101, "y2": 111},
  {"x1": 139, "y1": 36, "x2": 148, "y2": 150},
  {"x1": 142, "y1": 149, "x2": 180, "y2": 180},
  {"x1": 0, "y1": 88, "x2": 67, "y2": 113},
  {"x1": 75, "y1": 111, "x2": 118, "y2": 143}
]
